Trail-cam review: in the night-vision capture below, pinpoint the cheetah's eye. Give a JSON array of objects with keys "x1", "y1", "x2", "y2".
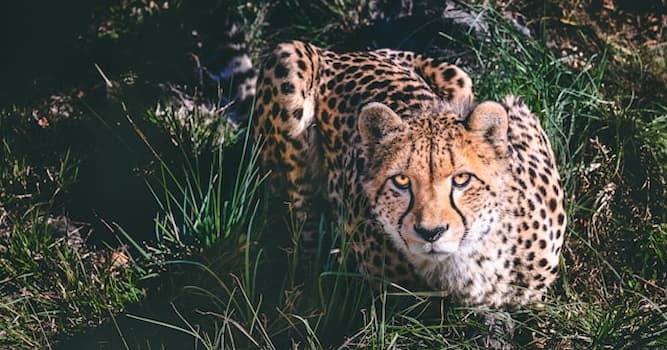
[
  {"x1": 390, "y1": 174, "x2": 411, "y2": 190},
  {"x1": 452, "y1": 173, "x2": 472, "y2": 188}
]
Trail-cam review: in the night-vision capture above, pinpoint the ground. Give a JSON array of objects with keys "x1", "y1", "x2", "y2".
[{"x1": 0, "y1": 0, "x2": 665, "y2": 349}]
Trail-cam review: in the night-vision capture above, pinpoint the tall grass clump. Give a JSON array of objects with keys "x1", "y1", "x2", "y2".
[
  {"x1": 119, "y1": 98, "x2": 280, "y2": 348},
  {"x1": 146, "y1": 100, "x2": 258, "y2": 248}
]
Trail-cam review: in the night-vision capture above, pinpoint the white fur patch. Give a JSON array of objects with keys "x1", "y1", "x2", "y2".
[{"x1": 289, "y1": 94, "x2": 315, "y2": 137}]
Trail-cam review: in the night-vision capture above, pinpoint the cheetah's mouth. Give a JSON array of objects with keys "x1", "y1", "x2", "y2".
[{"x1": 421, "y1": 241, "x2": 459, "y2": 255}]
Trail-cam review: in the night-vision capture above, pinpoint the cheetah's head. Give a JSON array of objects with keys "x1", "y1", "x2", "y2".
[{"x1": 358, "y1": 101, "x2": 512, "y2": 260}]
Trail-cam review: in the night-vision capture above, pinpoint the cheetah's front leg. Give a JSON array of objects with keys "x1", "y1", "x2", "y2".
[{"x1": 253, "y1": 41, "x2": 326, "y2": 255}]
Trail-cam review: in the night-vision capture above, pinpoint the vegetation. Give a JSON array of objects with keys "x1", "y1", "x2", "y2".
[{"x1": 1, "y1": 0, "x2": 665, "y2": 349}]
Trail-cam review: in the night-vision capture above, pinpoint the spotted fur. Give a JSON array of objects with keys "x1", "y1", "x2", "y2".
[{"x1": 253, "y1": 41, "x2": 566, "y2": 307}]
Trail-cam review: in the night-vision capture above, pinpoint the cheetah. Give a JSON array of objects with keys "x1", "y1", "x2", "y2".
[{"x1": 253, "y1": 41, "x2": 566, "y2": 307}]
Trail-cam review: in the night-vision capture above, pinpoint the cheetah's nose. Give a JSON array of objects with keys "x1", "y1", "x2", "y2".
[{"x1": 414, "y1": 224, "x2": 448, "y2": 242}]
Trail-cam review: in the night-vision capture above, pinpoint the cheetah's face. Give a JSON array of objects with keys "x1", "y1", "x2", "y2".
[{"x1": 358, "y1": 102, "x2": 512, "y2": 259}]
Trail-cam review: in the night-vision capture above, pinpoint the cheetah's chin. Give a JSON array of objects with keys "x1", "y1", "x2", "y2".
[{"x1": 420, "y1": 241, "x2": 459, "y2": 256}]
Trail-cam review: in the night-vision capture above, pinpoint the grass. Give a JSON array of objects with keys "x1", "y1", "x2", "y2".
[
  {"x1": 0, "y1": 110, "x2": 144, "y2": 349},
  {"x1": 1, "y1": 0, "x2": 666, "y2": 349}
]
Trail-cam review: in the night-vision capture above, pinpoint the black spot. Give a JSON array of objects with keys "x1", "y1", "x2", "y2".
[
  {"x1": 368, "y1": 80, "x2": 391, "y2": 90},
  {"x1": 333, "y1": 117, "x2": 341, "y2": 129},
  {"x1": 293, "y1": 108, "x2": 303, "y2": 119},
  {"x1": 539, "y1": 239, "x2": 547, "y2": 249},
  {"x1": 262, "y1": 88, "x2": 272, "y2": 104},
  {"x1": 337, "y1": 100, "x2": 347, "y2": 113},
  {"x1": 557, "y1": 213, "x2": 565, "y2": 225},
  {"x1": 350, "y1": 93, "x2": 361, "y2": 106},
  {"x1": 538, "y1": 186, "x2": 547, "y2": 197},
  {"x1": 289, "y1": 138, "x2": 303, "y2": 150},
  {"x1": 274, "y1": 63, "x2": 289, "y2": 78},
  {"x1": 517, "y1": 179, "x2": 527, "y2": 190},
  {"x1": 271, "y1": 103, "x2": 280, "y2": 117},
  {"x1": 443, "y1": 67, "x2": 456, "y2": 80},
  {"x1": 527, "y1": 252, "x2": 535, "y2": 261},
  {"x1": 346, "y1": 116, "x2": 355, "y2": 129},
  {"x1": 549, "y1": 198, "x2": 558, "y2": 212},
  {"x1": 263, "y1": 116, "x2": 272, "y2": 131},
  {"x1": 255, "y1": 104, "x2": 265, "y2": 116},
  {"x1": 538, "y1": 258, "x2": 548, "y2": 267},
  {"x1": 456, "y1": 78, "x2": 464, "y2": 88},
  {"x1": 360, "y1": 75, "x2": 373, "y2": 85},
  {"x1": 280, "y1": 82, "x2": 295, "y2": 94},
  {"x1": 297, "y1": 60, "x2": 307, "y2": 71},
  {"x1": 390, "y1": 91, "x2": 407, "y2": 101},
  {"x1": 540, "y1": 173, "x2": 550, "y2": 184}
]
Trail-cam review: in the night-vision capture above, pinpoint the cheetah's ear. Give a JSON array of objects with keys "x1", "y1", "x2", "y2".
[
  {"x1": 466, "y1": 101, "x2": 508, "y2": 143},
  {"x1": 358, "y1": 103, "x2": 404, "y2": 145}
]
